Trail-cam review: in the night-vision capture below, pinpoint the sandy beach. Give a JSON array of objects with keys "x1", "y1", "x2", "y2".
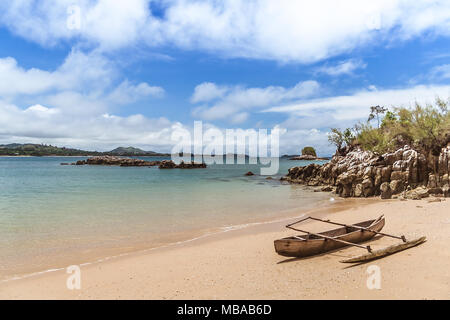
[{"x1": 1, "y1": 197, "x2": 449, "y2": 300}]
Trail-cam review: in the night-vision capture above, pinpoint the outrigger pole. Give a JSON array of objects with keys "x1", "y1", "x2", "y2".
[
  {"x1": 287, "y1": 215, "x2": 407, "y2": 243},
  {"x1": 287, "y1": 224, "x2": 373, "y2": 253}
]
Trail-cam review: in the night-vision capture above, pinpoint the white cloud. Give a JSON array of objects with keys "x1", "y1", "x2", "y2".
[
  {"x1": 264, "y1": 84, "x2": 450, "y2": 122},
  {"x1": 0, "y1": 50, "x2": 114, "y2": 97},
  {"x1": 0, "y1": 0, "x2": 150, "y2": 50},
  {"x1": 430, "y1": 64, "x2": 450, "y2": 80},
  {"x1": 191, "y1": 80, "x2": 320, "y2": 123},
  {"x1": 191, "y1": 82, "x2": 228, "y2": 103},
  {"x1": 0, "y1": 50, "x2": 164, "y2": 109},
  {"x1": 1, "y1": 1, "x2": 450, "y2": 62},
  {"x1": 147, "y1": 0, "x2": 450, "y2": 63},
  {"x1": 258, "y1": 83, "x2": 450, "y2": 154},
  {"x1": 0, "y1": 99, "x2": 183, "y2": 151},
  {"x1": 0, "y1": 50, "x2": 168, "y2": 150},
  {"x1": 108, "y1": 80, "x2": 165, "y2": 105},
  {"x1": 278, "y1": 127, "x2": 335, "y2": 156},
  {"x1": 24, "y1": 104, "x2": 60, "y2": 117},
  {"x1": 315, "y1": 59, "x2": 367, "y2": 76}
]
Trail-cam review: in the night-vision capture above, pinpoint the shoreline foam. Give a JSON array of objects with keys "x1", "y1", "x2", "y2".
[{"x1": 1, "y1": 197, "x2": 448, "y2": 299}]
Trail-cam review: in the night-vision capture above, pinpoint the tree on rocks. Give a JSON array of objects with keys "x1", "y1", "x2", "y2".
[{"x1": 301, "y1": 146, "x2": 317, "y2": 157}]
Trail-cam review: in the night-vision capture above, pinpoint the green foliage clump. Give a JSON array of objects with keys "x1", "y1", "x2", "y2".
[
  {"x1": 327, "y1": 127, "x2": 356, "y2": 151},
  {"x1": 354, "y1": 123, "x2": 393, "y2": 154},
  {"x1": 301, "y1": 146, "x2": 317, "y2": 157},
  {"x1": 328, "y1": 98, "x2": 450, "y2": 155}
]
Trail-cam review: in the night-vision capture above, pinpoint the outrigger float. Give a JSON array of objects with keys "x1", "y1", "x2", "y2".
[{"x1": 274, "y1": 215, "x2": 426, "y2": 263}]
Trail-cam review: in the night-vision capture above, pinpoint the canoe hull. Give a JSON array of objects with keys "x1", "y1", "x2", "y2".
[{"x1": 274, "y1": 217, "x2": 385, "y2": 258}]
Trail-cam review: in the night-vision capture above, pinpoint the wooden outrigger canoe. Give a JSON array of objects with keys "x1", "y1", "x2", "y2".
[
  {"x1": 274, "y1": 216, "x2": 385, "y2": 258},
  {"x1": 274, "y1": 215, "x2": 426, "y2": 262}
]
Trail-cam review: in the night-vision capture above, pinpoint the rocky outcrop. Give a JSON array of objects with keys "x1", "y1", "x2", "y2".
[
  {"x1": 75, "y1": 156, "x2": 161, "y2": 167},
  {"x1": 158, "y1": 160, "x2": 207, "y2": 169},
  {"x1": 283, "y1": 144, "x2": 450, "y2": 199},
  {"x1": 289, "y1": 155, "x2": 328, "y2": 160}
]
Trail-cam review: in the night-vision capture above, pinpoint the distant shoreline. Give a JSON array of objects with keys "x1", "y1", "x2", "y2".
[{"x1": 0, "y1": 155, "x2": 170, "y2": 158}]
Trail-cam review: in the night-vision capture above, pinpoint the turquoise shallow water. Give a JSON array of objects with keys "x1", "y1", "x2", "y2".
[{"x1": 0, "y1": 156, "x2": 330, "y2": 280}]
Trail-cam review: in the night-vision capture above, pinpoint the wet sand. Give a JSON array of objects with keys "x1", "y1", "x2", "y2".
[{"x1": 0, "y1": 197, "x2": 449, "y2": 299}]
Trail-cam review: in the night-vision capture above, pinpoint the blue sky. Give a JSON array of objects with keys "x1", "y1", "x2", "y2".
[{"x1": 0, "y1": 1, "x2": 450, "y2": 155}]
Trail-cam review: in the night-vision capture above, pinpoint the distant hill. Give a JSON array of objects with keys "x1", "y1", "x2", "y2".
[
  {"x1": 109, "y1": 146, "x2": 156, "y2": 156},
  {"x1": 0, "y1": 144, "x2": 169, "y2": 157},
  {"x1": 0, "y1": 143, "x2": 101, "y2": 156}
]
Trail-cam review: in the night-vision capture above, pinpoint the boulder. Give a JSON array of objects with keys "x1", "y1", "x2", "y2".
[
  {"x1": 381, "y1": 167, "x2": 391, "y2": 182},
  {"x1": 390, "y1": 171, "x2": 405, "y2": 181},
  {"x1": 336, "y1": 172, "x2": 356, "y2": 185},
  {"x1": 428, "y1": 187, "x2": 443, "y2": 195},
  {"x1": 354, "y1": 184, "x2": 363, "y2": 197},
  {"x1": 362, "y1": 178, "x2": 374, "y2": 197},
  {"x1": 405, "y1": 187, "x2": 429, "y2": 200},
  {"x1": 390, "y1": 180, "x2": 404, "y2": 194},
  {"x1": 380, "y1": 182, "x2": 392, "y2": 199},
  {"x1": 442, "y1": 184, "x2": 450, "y2": 198},
  {"x1": 427, "y1": 174, "x2": 437, "y2": 188}
]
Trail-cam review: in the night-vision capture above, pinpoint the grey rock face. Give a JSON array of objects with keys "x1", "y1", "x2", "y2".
[{"x1": 285, "y1": 144, "x2": 450, "y2": 199}]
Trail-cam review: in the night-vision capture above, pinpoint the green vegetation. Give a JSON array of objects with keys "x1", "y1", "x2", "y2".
[
  {"x1": 0, "y1": 144, "x2": 169, "y2": 157},
  {"x1": 328, "y1": 98, "x2": 450, "y2": 155},
  {"x1": 109, "y1": 147, "x2": 156, "y2": 156},
  {"x1": 301, "y1": 146, "x2": 317, "y2": 157},
  {"x1": 0, "y1": 144, "x2": 101, "y2": 157}
]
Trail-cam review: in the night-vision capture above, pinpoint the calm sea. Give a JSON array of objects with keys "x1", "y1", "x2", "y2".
[{"x1": 0, "y1": 156, "x2": 330, "y2": 280}]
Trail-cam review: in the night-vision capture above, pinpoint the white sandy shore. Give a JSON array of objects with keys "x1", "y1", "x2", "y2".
[{"x1": 0, "y1": 198, "x2": 449, "y2": 299}]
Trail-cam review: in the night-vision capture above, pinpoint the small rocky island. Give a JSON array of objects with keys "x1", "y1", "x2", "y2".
[
  {"x1": 158, "y1": 160, "x2": 207, "y2": 169},
  {"x1": 289, "y1": 146, "x2": 328, "y2": 160},
  {"x1": 66, "y1": 156, "x2": 207, "y2": 169},
  {"x1": 74, "y1": 156, "x2": 161, "y2": 167}
]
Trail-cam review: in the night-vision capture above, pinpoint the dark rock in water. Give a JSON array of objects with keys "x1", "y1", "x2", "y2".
[
  {"x1": 159, "y1": 160, "x2": 177, "y2": 169},
  {"x1": 74, "y1": 155, "x2": 161, "y2": 167},
  {"x1": 159, "y1": 160, "x2": 207, "y2": 169},
  {"x1": 60, "y1": 163, "x2": 70, "y2": 165},
  {"x1": 265, "y1": 176, "x2": 273, "y2": 180},
  {"x1": 245, "y1": 171, "x2": 255, "y2": 176},
  {"x1": 284, "y1": 144, "x2": 450, "y2": 199}
]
